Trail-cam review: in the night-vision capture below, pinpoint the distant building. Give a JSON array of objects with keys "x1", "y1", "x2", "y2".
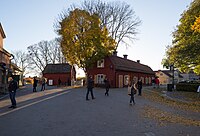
[
  {"x1": 42, "y1": 63, "x2": 76, "y2": 86},
  {"x1": 0, "y1": 23, "x2": 12, "y2": 93},
  {"x1": 87, "y1": 52, "x2": 154, "y2": 88},
  {"x1": 155, "y1": 70, "x2": 183, "y2": 85},
  {"x1": 180, "y1": 71, "x2": 200, "y2": 81}
]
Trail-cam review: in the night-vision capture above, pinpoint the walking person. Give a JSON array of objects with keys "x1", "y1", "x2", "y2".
[
  {"x1": 152, "y1": 78, "x2": 155, "y2": 88},
  {"x1": 137, "y1": 78, "x2": 143, "y2": 96},
  {"x1": 8, "y1": 76, "x2": 18, "y2": 109},
  {"x1": 155, "y1": 77, "x2": 160, "y2": 88},
  {"x1": 86, "y1": 75, "x2": 95, "y2": 100},
  {"x1": 128, "y1": 80, "x2": 138, "y2": 105},
  {"x1": 33, "y1": 76, "x2": 38, "y2": 92},
  {"x1": 40, "y1": 77, "x2": 46, "y2": 91},
  {"x1": 58, "y1": 78, "x2": 61, "y2": 86},
  {"x1": 104, "y1": 77, "x2": 110, "y2": 96}
]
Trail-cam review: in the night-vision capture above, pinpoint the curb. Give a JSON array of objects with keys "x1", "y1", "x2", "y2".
[{"x1": 0, "y1": 94, "x2": 9, "y2": 100}]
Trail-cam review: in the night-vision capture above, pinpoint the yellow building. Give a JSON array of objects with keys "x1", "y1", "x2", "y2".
[{"x1": 155, "y1": 70, "x2": 183, "y2": 85}]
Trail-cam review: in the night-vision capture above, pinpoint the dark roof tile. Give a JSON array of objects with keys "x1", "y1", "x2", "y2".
[
  {"x1": 109, "y1": 56, "x2": 154, "y2": 74},
  {"x1": 43, "y1": 63, "x2": 71, "y2": 74}
]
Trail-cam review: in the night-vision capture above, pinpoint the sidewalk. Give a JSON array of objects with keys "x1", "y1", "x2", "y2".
[
  {"x1": 0, "y1": 84, "x2": 74, "y2": 116},
  {"x1": 0, "y1": 84, "x2": 69, "y2": 100}
]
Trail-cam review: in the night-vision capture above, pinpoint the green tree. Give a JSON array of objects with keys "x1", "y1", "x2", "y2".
[
  {"x1": 164, "y1": 0, "x2": 200, "y2": 74},
  {"x1": 57, "y1": 9, "x2": 116, "y2": 72}
]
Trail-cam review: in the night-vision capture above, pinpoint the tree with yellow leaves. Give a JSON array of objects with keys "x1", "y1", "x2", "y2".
[
  {"x1": 57, "y1": 9, "x2": 116, "y2": 73},
  {"x1": 192, "y1": 15, "x2": 200, "y2": 32}
]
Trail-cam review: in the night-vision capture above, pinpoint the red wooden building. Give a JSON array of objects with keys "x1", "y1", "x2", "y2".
[
  {"x1": 87, "y1": 53, "x2": 154, "y2": 88},
  {"x1": 42, "y1": 63, "x2": 76, "y2": 86}
]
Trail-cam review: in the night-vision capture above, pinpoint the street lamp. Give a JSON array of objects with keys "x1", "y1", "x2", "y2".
[{"x1": 170, "y1": 64, "x2": 174, "y2": 89}]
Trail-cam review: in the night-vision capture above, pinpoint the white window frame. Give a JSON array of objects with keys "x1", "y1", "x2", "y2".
[
  {"x1": 97, "y1": 59, "x2": 104, "y2": 68},
  {"x1": 97, "y1": 74, "x2": 105, "y2": 84},
  {"x1": 149, "y1": 77, "x2": 151, "y2": 84},
  {"x1": 141, "y1": 77, "x2": 144, "y2": 84},
  {"x1": 124, "y1": 75, "x2": 130, "y2": 85},
  {"x1": 145, "y1": 77, "x2": 148, "y2": 84}
]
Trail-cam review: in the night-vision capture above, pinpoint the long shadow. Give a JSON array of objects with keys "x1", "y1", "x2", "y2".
[{"x1": 0, "y1": 87, "x2": 72, "y2": 115}]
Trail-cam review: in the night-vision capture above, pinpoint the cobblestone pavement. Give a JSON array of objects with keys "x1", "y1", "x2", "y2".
[{"x1": 0, "y1": 86, "x2": 199, "y2": 136}]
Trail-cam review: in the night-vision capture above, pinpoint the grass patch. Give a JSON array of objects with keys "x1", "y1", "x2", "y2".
[
  {"x1": 143, "y1": 89, "x2": 200, "y2": 113},
  {"x1": 142, "y1": 105, "x2": 200, "y2": 126}
]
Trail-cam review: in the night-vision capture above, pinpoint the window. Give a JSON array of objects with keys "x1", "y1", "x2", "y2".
[
  {"x1": 149, "y1": 77, "x2": 151, "y2": 84},
  {"x1": 97, "y1": 59, "x2": 104, "y2": 68},
  {"x1": 124, "y1": 75, "x2": 129, "y2": 85},
  {"x1": 145, "y1": 77, "x2": 148, "y2": 84},
  {"x1": 97, "y1": 74, "x2": 105, "y2": 84},
  {"x1": 141, "y1": 77, "x2": 144, "y2": 84}
]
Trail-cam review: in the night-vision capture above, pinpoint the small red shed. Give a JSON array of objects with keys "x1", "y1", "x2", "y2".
[{"x1": 42, "y1": 63, "x2": 76, "y2": 86}]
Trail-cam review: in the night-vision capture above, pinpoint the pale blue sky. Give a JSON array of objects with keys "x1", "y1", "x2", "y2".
[{"x1": 0, "y1": 0, "x2": 192, "y2": 71}]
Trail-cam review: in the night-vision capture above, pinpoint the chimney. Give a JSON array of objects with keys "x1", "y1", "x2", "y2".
[
  {"x1": 123, "y1": 54, "x2": 128, "y2": 59},
  {"x1": 113, "y1": 51, "x2": 118, "y2": 56},
  {"x1": 137, "y1": 60, "x2": 140, "y2": 63}
]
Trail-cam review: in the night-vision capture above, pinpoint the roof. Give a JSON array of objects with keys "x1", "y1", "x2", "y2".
[
  {"x1": 109, "y1": 56, "x2": 154, "y2": 74},
  {"x1": 11, "y1": 63, "x2": 22, "y2": 72},
  {"x1": 162, "y1": 70, "x2": 173, "y2": 78},
  {"x1": 43, "y1": 63, "x2": 72, "y2": 74},
  {"x1": 155, "y1": 70, "x2": 183, "y2": 78},
  {"x1": 0, "y1": 48, "x2": 11, "y2": 57},
  {"x1": 0, "y1": 23, "x2": 6, "y2": 38}
]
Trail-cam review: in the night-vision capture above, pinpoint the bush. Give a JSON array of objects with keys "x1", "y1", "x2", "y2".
[{"x1": 176, "y1": 83, "x2": 200, "y2": 92}]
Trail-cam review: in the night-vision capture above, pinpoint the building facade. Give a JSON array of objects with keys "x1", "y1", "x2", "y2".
[
  {"x1": 42, "y1": 63, "x2": 76, "y2": 86},
  {"x1": 0, "y1": 23, "x2": 11, "y2": 93},
  {"x1": 155, "y1": 70, "x2": 183, "y2": 85},
  {"x1": 87, "y1": 53, "x2": 155, "y2": 88},
  {"x1": 180, "y1": 71, "x2": 200, "y2": 81}
]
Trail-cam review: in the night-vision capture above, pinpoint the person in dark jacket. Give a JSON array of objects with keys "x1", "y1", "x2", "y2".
[
  {"x1": 137, "y1": 78, "x2": 143, "y2": 96},
  {"x1": 33, "y1": 76, "x2": 38, "y2": 92},
  {"x1": 86, "y1": 75, "x2": 95, "y2": 100},
  {"x1": 8, "y1": 76, "x2": 18, "y2": 108},
  {"x1": 58, "y1": 78, "x2": 61, "y2": 86},
  {"x1": 104, "y1": 77, "x2": 110, "y2": 96}
]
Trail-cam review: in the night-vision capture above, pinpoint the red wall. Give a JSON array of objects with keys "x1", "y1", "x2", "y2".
[
  {"x1": 115, "y1": 71, "x2": 154, "y2": 87},
  {"x1": 43, "y1": 73, "x2": 71, "y2": 86},
  {"x1": 87, "y1": 57, "x2": 116, "y2": 87},
  {"x1": 87, "y1": 57, "x2": 154, "y2": 88}
]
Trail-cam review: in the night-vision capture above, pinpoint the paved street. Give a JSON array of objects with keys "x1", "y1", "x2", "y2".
[{"x1": 0, "y1": 86, "x2": 199, "y2": 136}]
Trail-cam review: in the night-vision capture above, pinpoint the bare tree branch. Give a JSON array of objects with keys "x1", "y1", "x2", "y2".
[{"x1": 81, "y1": 0, "x2": 141, "y2": 49}]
